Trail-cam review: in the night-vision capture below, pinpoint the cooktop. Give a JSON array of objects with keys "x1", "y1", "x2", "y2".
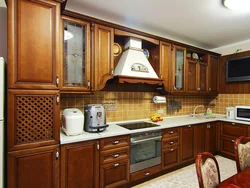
[{"x1": 117, "y1": 121, "x2": 160, "y2": 130}]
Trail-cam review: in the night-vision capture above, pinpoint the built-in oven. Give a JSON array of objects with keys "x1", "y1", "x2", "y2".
[{"x1": 130, "y1": 130, "x2": 161, "y2": 173}]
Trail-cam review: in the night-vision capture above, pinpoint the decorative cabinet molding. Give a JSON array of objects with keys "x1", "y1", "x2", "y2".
[{"x1": 8, "y1": 0, "x2": 61, "y2": 89}]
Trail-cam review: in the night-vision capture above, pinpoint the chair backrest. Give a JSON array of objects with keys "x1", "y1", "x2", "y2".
[
  {"x1": 196, "y1": 152, "x2": 221, "y2": 188},
  {"x1": 235, "y1": 136, "x2": 250, "y2": 173}
]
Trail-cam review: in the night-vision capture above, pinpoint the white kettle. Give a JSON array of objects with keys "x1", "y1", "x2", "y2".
[{"x1": 226, "y1": 107, "x2": 235, "y2": 119}]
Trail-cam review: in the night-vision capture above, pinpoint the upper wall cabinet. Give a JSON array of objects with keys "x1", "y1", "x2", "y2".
[
  {"x1": 61, "y1": 16, "x2": 91, "y2": 93},
  {"x1": 208, "y1": 55, "x2": 219, "y2": 93},
  {"x1": 170, "y1": 45, "x2": 186, "y2": 93},
  {"x1": 8, "y1": 0, "x2": 61, "y2": 89},
  {"x1": 93, "y1": 24, "x2": 114, "y2": 91}
]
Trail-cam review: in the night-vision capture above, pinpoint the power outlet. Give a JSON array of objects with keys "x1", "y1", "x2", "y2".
[{"x1": 158, "y1": 109, "x2": 164, "y2": 114}]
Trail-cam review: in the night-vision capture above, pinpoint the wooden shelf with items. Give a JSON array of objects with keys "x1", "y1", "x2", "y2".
[{"x1": 113, "y1": 29, "x2": 163, "y2": 85}]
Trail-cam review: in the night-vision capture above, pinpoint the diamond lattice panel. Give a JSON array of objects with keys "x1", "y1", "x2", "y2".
[
  {"x1": 200, "y1": 65, "x2": 207, "y2": 91},
  {"x1": 188, "y1": 63, "x2": 196, "y2": 91},
  {"x1": 16, "y1": 96, "x2": 54, "y2": 144}
]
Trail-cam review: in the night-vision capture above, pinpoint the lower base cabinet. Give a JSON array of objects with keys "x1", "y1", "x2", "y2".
[
  {"x1": 60, "y1": 140, "x2": 99, "y2": 188},
  {"x1": 100, "y1": 158, "x2": 130, "y2": 188},
  {"x1": 130, "y1": 165, "x2": 161, "y2": 182},
  {"x1": 8, "y1": 145, "x2": 59, "y2": 188},
  {"x1": 162, "y1": 146, "x2": 179, "y2": 169}
]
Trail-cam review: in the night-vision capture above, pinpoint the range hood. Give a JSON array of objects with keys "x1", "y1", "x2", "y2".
[{"x1": 113, "y1": 37, "x2": 163, "y2": 85}]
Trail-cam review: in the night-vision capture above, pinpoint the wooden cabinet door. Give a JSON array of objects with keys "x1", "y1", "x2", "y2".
[
  {"x1": 8, "y1": 0, "x2": 61, "y2": 89},
  {"x1": 162, "y1": 146, "x2": 179, "y2": 170},
  {"x1": 171, "y1": 45, "x2": 186, "y2": 93},
  {"x1": 180, "y1": 125, "x2": 195, "y2": 163},
  {"x1": 94, "y1": 24, "x2": 114, "y2": 91},
  {"x1": 100, "y1": 158, "x2": 130, "y2": 188},
  {"x1": 8, "y1": 89, "x2": 60, "y2": 151},
  {"x1": 186, "y1": 60, "x2": 198, "y2": 93},
  {"x1": 220, "y1": 136, "x2": 236, "y2": 157},
  {"x1": 160, "y1": 41, "x2": 172, "y2": 92},
  {"x1": 61, "y1": 140, "x2": 99, "y2": 188},
  {"x1": 208, "y1": 55, "x2": 219, "y2": 93},
  {"x1": 61, "y1": 16, "x2": 91, "y2": 92},
  {"x1": 195, "y1": 124, "x2": 206, "y2": 154},
  {"x1": 8, "y1": 145, "x2": 59, "y2": 188},
  {"x1": 205, "y1": 122, "x2": 217, "y2": 153},
  {"x1": 199, "y1": 62, "x2": 208, "y2": 93}
]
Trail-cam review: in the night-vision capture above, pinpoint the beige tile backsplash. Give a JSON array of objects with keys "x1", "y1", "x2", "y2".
[{"x1": 61, "y1": 92, "x2": 250, "y2": 122}]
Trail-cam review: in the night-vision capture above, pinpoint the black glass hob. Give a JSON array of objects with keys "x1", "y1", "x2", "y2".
[{"x1": 117, "y1": 121, "x2": 160, "y2": 130}]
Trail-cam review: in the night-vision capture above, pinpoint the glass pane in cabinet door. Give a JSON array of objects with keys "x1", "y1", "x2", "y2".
[
  {"x1": 175, "y1": 49, "x2": 184, "y2": 90},
  {"x1": 64, "y1": 21, "x2": 86, "y2": 86}
]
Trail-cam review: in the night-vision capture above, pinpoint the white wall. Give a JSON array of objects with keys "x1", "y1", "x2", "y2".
[
  {"x1": 0, "y1": 6, "x2": 7, "y2": 61},
  {"x1": 211, "y1": 39, "x2": 250, "y2": 56}
]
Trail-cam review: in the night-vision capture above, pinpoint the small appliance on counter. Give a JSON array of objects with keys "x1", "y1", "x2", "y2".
[
  {"x1": 62, "y1": 108, "x2": 84, "y2": 136},
  {"x1": 84, "y1": 104, "x2": 109, "y2": 132},
  {"x1": 226, "y1": 107, "x2": 235, "y2": 120},
  {"x1": 235, "y1": 106, "x2": 250, "y2": 121}
]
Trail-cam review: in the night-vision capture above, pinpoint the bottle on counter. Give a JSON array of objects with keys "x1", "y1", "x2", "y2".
[{"x1": 207, "y1": 105, "x2": 212, "y2": 115}]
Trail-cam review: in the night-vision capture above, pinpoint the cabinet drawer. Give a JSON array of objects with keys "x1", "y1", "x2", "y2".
[
  {"x1": 100, "y1": 146, "x2": 129, "y2": 165},
  {"x1": 220, "y1": 136, "x2": 236, "y2": 157},
  {"x1": 221, "y1": 122, "x2": 248, "y2": 138},
  {"x1": 162, "y1": 146, "x2": 179, "y2": 170},
  {"x1": 162, "y1": 128, "x2": 179, "y2": 138},
  {"x1": 162, "y1": 136, "x2": 179, "y2": 149},
  {"x1": 130, "y1": 165, "x2": 161, "y2": 182},
  {"x1": 100, "y1": 158, "x2": 129, "y2": 188},
  {"x1": 100, "y1": 135, "x2": 130, "y2": 151}
]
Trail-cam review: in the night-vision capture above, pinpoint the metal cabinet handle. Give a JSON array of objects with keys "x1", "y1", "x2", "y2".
[
  {"x1": 207, "y1": 124, "x2": 210, "y2": 128},
  {"x1": 144, "y1": 172, "x2": 150, "y2": 176},
  {"x1": 197, "y1": 87, "x2": 200, "y2": 91},
  {"x1": 232, "y1": 123, "x2": 235, "y2": 125},
  {"x1": 208, "y1": 88, "x2": 211, "y2": 91},
  {"x1": 232, "y1": 140, "x2": 235, "y2": 143},
  {"x1": 113, "y1": 140, "x2": 120, "y2": 145},
  {"x1": 170, "y1": 148, "x2": 174, "y2": 152},
  {"x1": 168, "y1": 131, "x2": 174, "y2": 134},
  {"x1": 112, "y1": 163, "x2": 119, "y2": 167},
  {"x1": 169, "y1": 141, "x2": 174, "y2": 145},
  {"x1": 187, "y1": 125, "x2": 191, "y2": 128},
  {"x1": 111, "y1": 69, "x2": 114, "y2": 75},
  {"x1": 113, "y1": 154, "x2": 120, "y2": 158}
]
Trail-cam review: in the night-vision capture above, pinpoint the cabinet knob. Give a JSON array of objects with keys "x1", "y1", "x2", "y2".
[
  {"x1": 144, "y1": 172, "x2": 150, "y2": 176},
  {"x1": 208, "y1": 88, "x2": 211, "y2": 91},
  {"x1": 207, "y1": 124, "x2": 210, "y2": 128},
  {"x1": 113, "y1": 140, "x2": 120, "y2": 145},
  {"x1": 232, "y1": 123, "x2": 235, "y2": 125},
  {"x1": 187, "y1": 125, "x2": 191, "y2": 128},
  {"x1": 168, "y1": 131, "x2": 174, "y2": 134},
  {"x1": 112, "y1": 163, "x2": 119, "y2": 167},
  {"x1": 169, "y1": 141, "x2": 174, "y2": 145},
  {"x1": 113, "y1": 154, "x2": 120, "y2": 158},
  {"x1": 111, "y1": 69, "x2": 114, "y2": 75},
  {"x1": 197, "y1": 87, "x2": 200, "y2": 91},
  {"x1": 232, "y1": 140, "x2": 235, "y2": 143},
  {"x1": 170, "y1": 148, "x2": 174, "y2": 152}
]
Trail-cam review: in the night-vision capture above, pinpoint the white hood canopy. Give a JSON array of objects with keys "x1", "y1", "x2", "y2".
[{"x1": 113, "y1": 37, "x2": 159, "y2": 79}]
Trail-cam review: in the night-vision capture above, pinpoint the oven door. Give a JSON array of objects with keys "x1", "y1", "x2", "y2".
[{"x1": 130, "y1": 136, "x2": 161, "y2": 173}]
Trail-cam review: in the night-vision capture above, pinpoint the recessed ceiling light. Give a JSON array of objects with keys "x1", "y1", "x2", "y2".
[{"x1": 222, "y1": 0, "x2": 250, "y2": 10}]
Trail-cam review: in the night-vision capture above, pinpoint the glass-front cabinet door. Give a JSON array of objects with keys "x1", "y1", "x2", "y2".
[
  {"x1": 61, "y1": 16, "x2": 91, "y2": 92},
  {"x1": 172, "y1": 46, "x2": 186, "y2": 92}
]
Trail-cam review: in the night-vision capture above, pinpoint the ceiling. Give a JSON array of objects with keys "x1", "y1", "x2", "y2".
[{"x1": 66, "y1": 0, "x2": 250, "y2": 50}]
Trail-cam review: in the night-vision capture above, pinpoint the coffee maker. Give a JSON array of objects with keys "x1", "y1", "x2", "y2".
[{"x1": 84, "y1": 104, "x2": 109, "y2": 132}]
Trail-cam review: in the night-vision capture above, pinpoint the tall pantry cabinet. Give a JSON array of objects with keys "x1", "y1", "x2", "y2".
[{"x1": 7, "y1": 0, "x2": 61, "y2": 187}]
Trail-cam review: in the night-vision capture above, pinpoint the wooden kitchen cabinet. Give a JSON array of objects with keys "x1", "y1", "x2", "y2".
[
  {"x1": 100, "y1": 135, "x2": 130, "y2": 188},
  {"x1": 160, "y1": 41, "x2": 172, "y2": 92},
  {"x1": 61, "y1": 140, "x2": 99, "y2": 188},
  {"x1": 94, "y1": 24, "x2": 114, "y2": 91},
  {"x1": 8, "y1": 0, "x2": 61, "y2": 89},
  {"x1": 61, "y1": 16, "x2": 91, "y2": 93},
  {"x1": 185, "y1": 59, "x2": 208, "y2": 94},
  {"x1": 180, "y1": 125, "x2": 195, "y2": 163},
  {"x1": 208, "y1": 55, "x2": 219, "y2": 93},
  {"x1": 162, "y1": 127, "x2": 180, "y2": 170},
  {"x1": 220, "y1": 122, "x2": 249, "y2": 157},
  {"x1": 195, "y1": 122, "x2": 217, "y2": 155},
  {"x1": 8, "y1": 145, "x2": 59, "y2": 188},
  {"x1": 171, "y1": 45, "x2": 186, "y2": 93},
  {"x1": 7, "y1": 89, "x2": 60, "y2": 151}
]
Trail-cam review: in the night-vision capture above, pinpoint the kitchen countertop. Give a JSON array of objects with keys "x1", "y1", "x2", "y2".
[{"x1": 60, "y1": 114, "x2": 250, "y2": 144}]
